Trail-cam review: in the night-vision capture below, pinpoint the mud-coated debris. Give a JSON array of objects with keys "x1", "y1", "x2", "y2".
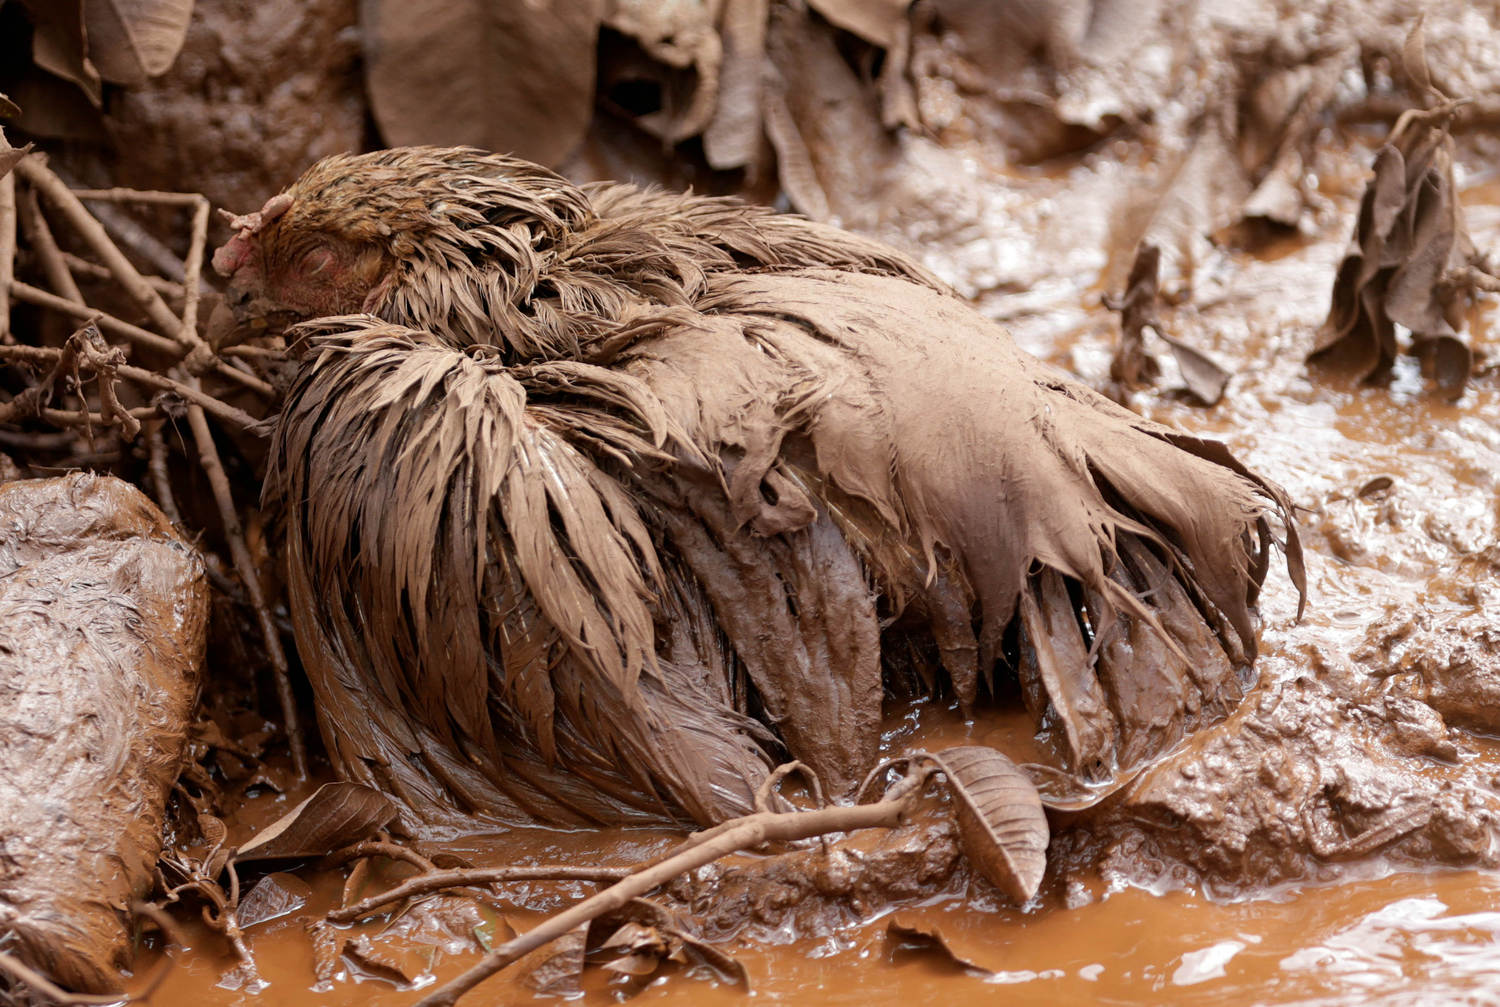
[
  {"x1": 1107, "y1": 243, "x2": 1231, "y2": 406},
  {"x1": 0, "y1": 473, "x2": 208, "y2": 993},
  {"x1": 588, "y1": 898, "x2": 750, "y2": 990},
  {"x1": 886, "y1": 912, "x2": 1003, "y2": 976},
  {"x1": 236, "y1": 872, "x2": 312, "y2": 930},
  {"x1": 233, "y1": 782, "x2": 399, "y2": 863},
  {"x1": 83, "y1": 0, "x2": 196, "y2": 86},
  {"x1": 1308, "y1": 98, "x2": 1491, "y2": 397},
  {"x1": 921, "y1": 746, "x2": 1049, "y2": 903},
  {"x1": 516, "y1": 922, "x2": 588, "y2": 996}
]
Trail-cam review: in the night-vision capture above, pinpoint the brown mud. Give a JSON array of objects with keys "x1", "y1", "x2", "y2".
[{"x1": 1, "y1": 0, "x2": 1499, "y2": 1003}]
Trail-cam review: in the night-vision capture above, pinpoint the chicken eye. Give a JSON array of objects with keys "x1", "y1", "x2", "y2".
[{"x1": 301, "y1": 246, "x2": 337, "y2": 276}]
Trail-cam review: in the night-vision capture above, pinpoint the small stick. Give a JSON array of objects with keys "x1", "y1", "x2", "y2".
[
  {"x1": 319, "y1": 840, "x2": 439, "y2": 874},
  {"x1": 17, "y1": 157, "x2": 185, "y2": 339},
  {"x1": 183, "y1": 388, "x2": 307, "y2": 776},
  {"x1": 0, "y1": 167, "x2": 14, "y2": 343},
  {"x1": 0, "y1": 342, "x2": 262, "y2": 431},
  {"x1": 12, "y1": 279, "x2": 179, "y2": 355},
  {"x1": 70, "y1": 187, "x2": 208, "y2": 206},
  {"x1": 413, "y1": 772, "x2": 923, "y2": 1007},
  {"x1": 20, "y1": 185, "x2": 84, "y2": 304},
  {"x1": 179, "y1": 196, "x2": 209, "y2": 347},
  {"x1": 146, "y1": 422, "x2": 183, "y2": 524},
  {"x1": 329, "y1": 865, "x2": 635, "y2": 923}
]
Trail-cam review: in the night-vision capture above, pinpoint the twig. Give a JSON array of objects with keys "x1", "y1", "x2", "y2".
[
  {"x1": 412, "y1": 770, "x2": 925, "y2": 1007},
  {"x1": 179, "y1": 197, "x2": 209, "y2": 349},
  {"x1": 329, "y1": 865, "x2": 634, "y2": 924},
  {"x1": 0, "y1": 342, "x2": 262, "y2": 431},
  {"x1": 12, "y1": 279, "x2": 180, "y2": 355},
  {"x1": 184, "y1": 388, "x2": 307, "y2": 776},
  {"x1": 0, "y1": 328, "x2": 83, "y2": 426},
  {"x1": 320, "y1": 840, "x2": 439, "y2": 874},
  {"x1": 20, "y1": 185, "x2": 84, "y2": 304},
  {"x1": 70, "y1": 188, "x2": 208, "y2": 206},
  {"x1": 146, "y1": 422, "x2": 182, "y2": 524},
  {"x1": 0, "y1": 166, "x2": 14, "y2": 343},
  {"x1": 18, "y1": 157, "x2": 185, "y2": 339}
]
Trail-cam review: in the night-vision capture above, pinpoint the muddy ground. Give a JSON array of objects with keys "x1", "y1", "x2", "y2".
[{"x1": 2, "y1": 0, "x2": 1500, "y2": 1003}]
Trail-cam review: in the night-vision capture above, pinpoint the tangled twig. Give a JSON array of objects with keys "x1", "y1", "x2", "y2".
[{"x1": 412, "y1": 766, "x2": 928, "y2": 1007}]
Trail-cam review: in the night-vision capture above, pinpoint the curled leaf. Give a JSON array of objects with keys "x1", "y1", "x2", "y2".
[
  {"x1": 233, "y1": 782, "x2": 398, "y2": 862},
  {"x1": 82, "y1": 0, "x2": 195, "y2": 85},
  {"x1": 920, "y1": 746, "x2": 1049, "y2": 903}
]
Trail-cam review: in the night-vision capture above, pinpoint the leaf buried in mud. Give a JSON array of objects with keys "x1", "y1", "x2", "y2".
[
  {"x1": 922, "y1": 746, "x2": 1049, "y2": 903},
  {"x1": 886, "y1": 913, "x2": 1001, "y2": 975},
  {"x1": 81, "y1": 0, "x2": 195, "y2": 85},
  {"x1": 232, "y1": 782, "x2": 398, "y2": 862}
]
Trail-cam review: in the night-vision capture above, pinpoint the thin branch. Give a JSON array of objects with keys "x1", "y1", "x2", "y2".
[
  {"x1": 184, "y1": 388, "x2": 307, "y2": 776},
  {"x1": 329, "y1": 865, "x2": 634, "y2": 924},
  {"x1": 319, "y1": 840, "x2": 439, "y2": 874},
  {"x1": 413, "y1": 771, "x2": 924, "y2": 1007},
  {"x1": 70, "y1": 187, "x2": 208, "y2": 206},
  {"x1": 0, "y1": 342, "x2": 262, "y2": 431},
  {"x1": 20, "y1": 185, "x2": 84, "y2": 304},
  {"x1": 146, "y1": 422, "x2": 182, "y2": 524},
  {"x1": 12, "y1": 279, "x2": 180, "y2": 355},
  {"x1": 0, "y1": 167, "x2": 14, "y2": 344},
  {"x1": 18, "y1": 157, "x2": 185, "y2": 339}
]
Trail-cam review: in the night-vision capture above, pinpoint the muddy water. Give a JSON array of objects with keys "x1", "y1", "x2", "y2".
[{"x1": 131, "y1": 127, "x2": 1500, "y2": 1004}]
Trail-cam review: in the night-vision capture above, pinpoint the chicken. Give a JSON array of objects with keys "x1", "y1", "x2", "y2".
[{"x1": 214, "y1": 147, "x2": 1304, "y2": 832}]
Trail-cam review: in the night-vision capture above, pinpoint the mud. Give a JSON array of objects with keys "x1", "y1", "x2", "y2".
[{"x1": 0, "y1": 474, "x2": 207, "y2": 993}]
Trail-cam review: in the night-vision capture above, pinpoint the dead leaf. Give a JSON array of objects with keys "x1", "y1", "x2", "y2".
[
  {"x1": 922, "y1": 746, "x2": 1049, "y2": 903},
  {"x1": 1308, "y1": 101, "x2": 1483, "y2": 397},
  {"x1": 587, "y1": 899, "x2": 750, "y2": 989},
  {"x1": 1107, "y1": 243, "x2": 1164, "y2": 390},
  {"x1": 807, "y1": 0, "x2": 912, "y2": 49},
  {"x1": 82, "y1": 0, "x2": 195, "y2": 85},
  {"x1": 233, "y1": 782, "x2": 398, "y2": 862},
  {"x1": 17, "y1": 0, "x2": 101, "y2": 106},
  {"x1": 516, "y1": 922, "x2": 587, "y2": 996},
  {"x1": 237, "y1": 872, "x2": 311, "y2": 929},
  {"x1": 886, "y1": 913, "x2": 999, "y2": 975},
  {"x1": 342, "y1": 933, "x2": 417, "y2": 988},
  {"x1": 0, "y1": 93, "x2": 17, "y2": 117},
  {"x1": 362, "y1": 0, "x2": 604, "y2": 167},
  {"x1": 1160, "y1": 334, "x2": 1231, "y2": 407}
]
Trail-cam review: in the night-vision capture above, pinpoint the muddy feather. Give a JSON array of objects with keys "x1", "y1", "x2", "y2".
[{"x1": 234, "y1": 146, "x2": 1303, "y2": 830}]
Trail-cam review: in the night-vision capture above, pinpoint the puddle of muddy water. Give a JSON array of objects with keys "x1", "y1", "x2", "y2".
[{"x1": 123, "y1": 97, "x2": 1500, "y2": 1007}]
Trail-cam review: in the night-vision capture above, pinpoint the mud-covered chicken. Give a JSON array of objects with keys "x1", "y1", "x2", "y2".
[{"x1": 213, "y1": 146, "x2": 1303, "y2": 832}]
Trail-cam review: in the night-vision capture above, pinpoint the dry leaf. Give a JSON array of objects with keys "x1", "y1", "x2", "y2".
[
  {"x1": 807, "y1": 0, "x2": 912, "y2": 49},
  {"x1": 18, "y1": 0, "x2": 100, "y2": 105},
  {"x1": 1160, "y1": 334, "x2": 1231, "y2": 407},
  {"x1": 923, "y1": 746, "x2": 1049, "y2": 903},
  {"x1": 361, "y1": 0, "x2": 604, "y2": 167},
  {"x1": 1107, "y1": 243, "x2": 1164, "y2": 390},
  {"x1": 233, "y1": 782, "x2": 398, "y2": 862},
  {"x1": 82, "y1": 0, "x2": 195, "y2": 85},
  {"x1": 0, "y1": 144, "x2": 32, "y2": 180}
]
